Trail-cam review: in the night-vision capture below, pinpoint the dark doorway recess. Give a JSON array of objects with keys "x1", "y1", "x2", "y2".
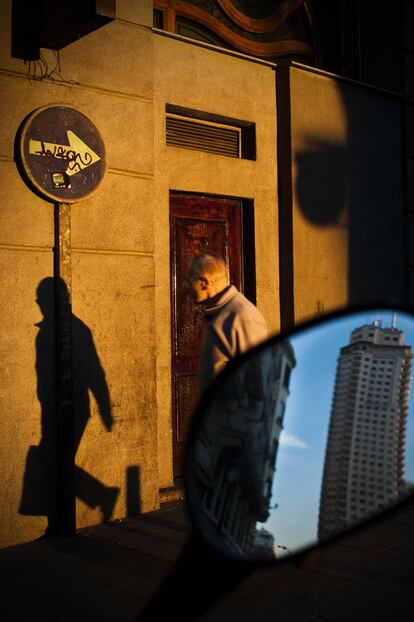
[{"x1": 170, "y1": 192, "x2": 255, "y2": 478}]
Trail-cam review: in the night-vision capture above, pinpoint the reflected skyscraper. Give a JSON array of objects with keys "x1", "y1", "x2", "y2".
[{"x1": 318, "y1": 316, "x2": 412, "y2": 540}]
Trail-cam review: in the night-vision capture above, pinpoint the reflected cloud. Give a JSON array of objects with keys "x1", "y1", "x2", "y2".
[{"x1": 279, "y1": 432, "x2": 309, "y2": 449}]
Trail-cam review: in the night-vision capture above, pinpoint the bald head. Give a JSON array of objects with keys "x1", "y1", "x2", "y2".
[{"x1": 187, "y1": 254, "x2": 229, "y2": 303}]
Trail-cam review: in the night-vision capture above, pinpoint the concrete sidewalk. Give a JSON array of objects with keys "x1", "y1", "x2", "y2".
[{"x1": 1, "y1": 498, "x2": 414, "y2": 621}]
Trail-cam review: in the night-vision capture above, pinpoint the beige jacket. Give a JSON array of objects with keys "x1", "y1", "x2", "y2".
[{"x1": 199, "y1": 285, "x2": 268, "y2": 391}]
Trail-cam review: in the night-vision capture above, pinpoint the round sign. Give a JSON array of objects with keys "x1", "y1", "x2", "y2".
[{"x1": 19, "y1": 105, "x2": 106, "y2": 203}]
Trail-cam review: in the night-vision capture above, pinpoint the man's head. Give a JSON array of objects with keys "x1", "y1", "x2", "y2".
[{"x1": 187, "y1": 254, "x2": 229, "y2": 303}]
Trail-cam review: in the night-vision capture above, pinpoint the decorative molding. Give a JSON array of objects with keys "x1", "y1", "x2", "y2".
[
  {"x1": 166, "y1": 6, "x2": 176, "y2": 31},
  {"x1": 0, "y1": 243, "x2": 53, "y2": 253},
  {"x1": 153, "y1": 27, "x2": 277, "y2": 66},
  {"x1": 153, "y1": 0, "x2": 314, "y2": 58},
  {"x1": 0, "y1": 68, "x2": 153, "y2": 103},
  {"x1": 72, "y1": 247, "x2": 154, "y2": 257},
  {"x1": 107, "y1": 167, "x2": 154, "y2": 179},
  {"x1": 217, "y1": 0, "x2": 306, "y2": 34}
]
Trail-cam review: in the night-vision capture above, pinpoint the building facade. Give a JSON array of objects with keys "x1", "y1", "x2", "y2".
[
  {"x1": 0, "y1": 0, "x2": 412, "y2": 547},
  {"x1": 319, "y1": 319, "x2": 412, "y2": 539},
  {"x1": 187, "y1": 338, "x2": 295, "y2": 559}
]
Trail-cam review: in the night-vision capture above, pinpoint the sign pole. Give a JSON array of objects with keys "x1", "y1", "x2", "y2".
[
  {"x1": 54, "y1": 202, "x2": 76, "y2": 535},
  {"x1": 18, "y1": 105, "x2": 106, "y2": 535}
]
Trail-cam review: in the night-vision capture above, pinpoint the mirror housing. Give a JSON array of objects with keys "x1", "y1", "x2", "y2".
[{"x1": 184, "y1": 304, "x2": 414, "y2": 562}]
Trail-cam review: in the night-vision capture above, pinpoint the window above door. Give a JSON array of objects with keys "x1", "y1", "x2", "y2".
[{"x1": 153, "y1": 0, "x2": 316, "y2": 63}]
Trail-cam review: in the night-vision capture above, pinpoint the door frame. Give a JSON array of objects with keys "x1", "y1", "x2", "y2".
[{"x1": 169, "y1": 190, "x2": 256, "y2": 482}]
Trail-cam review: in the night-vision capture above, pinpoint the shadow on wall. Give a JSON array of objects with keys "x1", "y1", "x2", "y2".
[
  {"x1": 295, "y1": 139, "x2": 346, "y2": 227},
  {"x1": 341, "y1": 86, "x2": 406, "y2": 304},
  {"x1": 18, "y1": 277, "x2": 124, "y2": 533},
  {"x1": 294, "y1": 83, "x2": 407, "y2": 308}
]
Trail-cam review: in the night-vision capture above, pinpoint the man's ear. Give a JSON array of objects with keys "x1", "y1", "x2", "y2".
[{"x1": 199, "y1": 276, "x2": 209, "y2": 289}]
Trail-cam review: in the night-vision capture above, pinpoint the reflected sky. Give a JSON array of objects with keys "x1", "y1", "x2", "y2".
[{"x1": 263, "y1": 310, "x2": 414, "y2": 556}]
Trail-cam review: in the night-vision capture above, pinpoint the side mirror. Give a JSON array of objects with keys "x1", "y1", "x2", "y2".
[{"x1": 184, "y1": 305, "x2": 414, "y2": 561}]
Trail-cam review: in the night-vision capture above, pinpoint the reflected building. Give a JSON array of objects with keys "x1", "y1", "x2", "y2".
[
  {"x1": 189, "y1": 340, "x2": 295, "y2": 559},
  {"x1": 318, "y1": 317, "x2": 412, "y2": 540},
  {"x1": 251, "y1": 527, "x2": 276, "y2": 560}
]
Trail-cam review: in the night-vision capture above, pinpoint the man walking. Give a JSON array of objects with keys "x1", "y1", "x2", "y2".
[{"x1": 187, "y1": 254, "x2": 268, "y2": 391}]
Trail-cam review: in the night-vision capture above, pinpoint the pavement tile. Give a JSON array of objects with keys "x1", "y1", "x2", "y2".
[
  {"x1": 54, "y1": 588, "x2": 146, "y2": 622},
  {"x1": 338, "y1": 505, "x2": 414, "y2": 552},
  {"x1": 385, "y1": 501, "x2": 414, "y2": 520},
  {"x1": 376, "y1": 536, "x2": 414, "y2": 563},
  {"x1": 90, "y1": 552, "x2": 173, "y2": 601},
  {"x1": 198, "y1": 587, "x2": 318, "y2": 622},
  {"x1": 0, "y1": 543, "x2": 51, "y2": 576},
  {"x1": 272, "y1": 571, "x2": 414, "y2": 622},
  {"x1": 310, "y1": 542, "x2": 413, "y2": 587},
  {"x1": 133, "y1": 504, "x2": 192, "y2": 533},
  {"x1": 90, "y1": 546, "x2": 173, "y2": 581},
  {"x1": 85, "y1": 520, "x2": 188, "y2": 562},
  {"x1": 0, "y1": 590, "x2": 56, "y2": 621},
  {"x1": 0, "y1": 560, "x2": 111, "y2": 615},
  {"x1": 380, "y1": 571, "x2": 414, "y2": 600},
  {"x1": 27, "y1": 534, "x2": 138, "y2": 573},
  {"x1": 339, "y1": 525, "x2": 414, "y2": 553},
  {"x1": 240, "y1": 563, "x2": 319, "y2": 597},
  {"x1": 24, "y1": 541, "x2": 62, "y2": 559},
  {"x1": 91, "y1": 566, "x2": 162, "y2": 602}
]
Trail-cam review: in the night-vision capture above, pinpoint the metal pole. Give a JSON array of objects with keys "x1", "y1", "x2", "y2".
[{"x1": 54, "y1": 202, "x2": 76, "y2": 535}]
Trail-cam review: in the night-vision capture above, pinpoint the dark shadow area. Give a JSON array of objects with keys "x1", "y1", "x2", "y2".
[
  {"x1": 19, "y1": 277, "x2": 119, "y2": 532},
  {"x1": 137, "y1": 529, "x2": 254, "y2": 621},
  {"x1": 295, "y1": 140, "x2": 346, "y2": 226},
  {"x1": 136, "y1": 490, "x2": 414, "y2": 621},
  {"x1": 292, "y1": 81, "x2": 407, "y2": 311},
  {"x1": 126, "y1": 466, "x2": 141, "y2": 517},
  {"x1": 19, "y1": 279, "x2": 59, "y2": 531},
  {"x1": 341, "y1": 86, "x2": 407, "y2": 304}
]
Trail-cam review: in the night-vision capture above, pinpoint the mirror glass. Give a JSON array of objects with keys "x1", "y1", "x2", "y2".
[{"x1": 185, "y1": 308, "x2": 414, "y2": 561}]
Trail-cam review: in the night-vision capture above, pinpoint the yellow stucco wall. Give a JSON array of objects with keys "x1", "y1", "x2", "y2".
[
  {"x1": 0, "y1": 0, "x2": 280, "y2": 546},
  {"x1": 0, "y1": 0, "x2": 158, "y2": 546},
  {"x1": 153, "y1": 34, "x2": 280, "y2": 488},
  {"x1": 290, "y1": 67, "x2": 349, "y2": 322}
]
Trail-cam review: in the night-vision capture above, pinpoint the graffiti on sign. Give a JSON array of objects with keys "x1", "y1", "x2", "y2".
[
  {"x1": 29, "y1": 132, "x2": 100, "y2": 176},
  {"x1": 19, "y1": 105, "x2": 106, "y2": 203}
]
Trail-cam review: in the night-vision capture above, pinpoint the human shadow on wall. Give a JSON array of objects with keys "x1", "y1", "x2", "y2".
[{"x1": 19, "y1": 277, "x2": 119, "y2": 533}]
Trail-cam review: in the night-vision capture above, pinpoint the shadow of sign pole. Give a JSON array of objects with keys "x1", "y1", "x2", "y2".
[{"x1": 54, "y1": 202, "x2": 76, "y2": 535}]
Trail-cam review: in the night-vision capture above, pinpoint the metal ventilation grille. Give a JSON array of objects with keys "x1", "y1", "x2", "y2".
[{"x1": 166, "y1": 114, "x2": 241, "y2": 158}]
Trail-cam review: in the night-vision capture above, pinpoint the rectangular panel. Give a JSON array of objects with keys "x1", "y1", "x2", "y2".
[{"x1": 175, "y1": 372, "x2": 199, "y2": 442}]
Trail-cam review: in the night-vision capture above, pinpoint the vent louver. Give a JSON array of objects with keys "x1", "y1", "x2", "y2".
[{"x1": 166, "y1": 114, "x2": 241, "y2": 158}]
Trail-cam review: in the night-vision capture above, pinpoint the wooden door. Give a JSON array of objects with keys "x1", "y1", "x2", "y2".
[{"x1": 170, "y1": 194, "x2": 243, "y2": 478}]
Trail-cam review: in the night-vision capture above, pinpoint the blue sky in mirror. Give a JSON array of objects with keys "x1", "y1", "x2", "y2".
[{"x1": 264, "y1": 310, "x2": 414, "y2": 557}]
